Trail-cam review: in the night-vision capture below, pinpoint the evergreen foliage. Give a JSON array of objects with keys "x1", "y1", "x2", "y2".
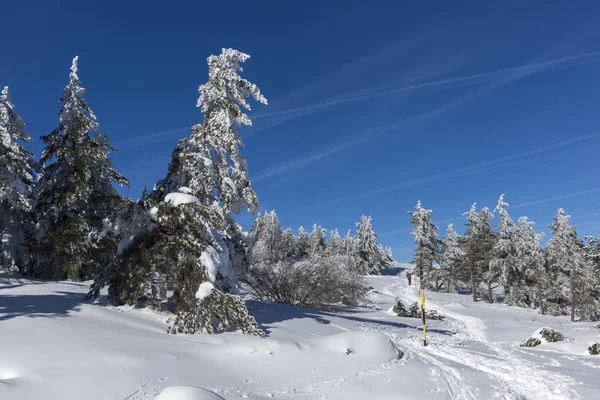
[
  {"x1": 27, "y1": 56, "x2": 129, "y2": 280},
  {"x1": 0, "y1": 86, "x2": 35, "y2": 272}
]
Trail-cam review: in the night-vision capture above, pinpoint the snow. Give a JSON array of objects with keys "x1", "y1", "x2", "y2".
[
  {"x1": 165, "y1": 191, "x2": 200, "y2": 207},
  {"x1": 1, "y1": 264, "x2": 599, "y2": 400},
  {"x1": 196, "y1": 282, "x2": 215, "y2": 301},
  {"x1": 155, "y1": 386, "x2": 224, "y2": 400}
]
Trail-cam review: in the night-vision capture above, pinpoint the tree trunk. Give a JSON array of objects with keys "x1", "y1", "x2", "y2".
[
  {"x1": 571, "y1": 261, "x2": 576, "y2": 322},
  {"x1": 487, "y1": 282, "x2": 493, "y2": 303},
  {"x1": 471, "y1": 269, "x2": 477, "y2": 302}
]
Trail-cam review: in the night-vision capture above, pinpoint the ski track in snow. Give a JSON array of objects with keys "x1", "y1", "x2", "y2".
[
  {"x1": 378, "y1": 276, "x2": 581, "y2": 400},
  {"x1": 182, "y1": 274, "x2": 582, "y2": 400}
]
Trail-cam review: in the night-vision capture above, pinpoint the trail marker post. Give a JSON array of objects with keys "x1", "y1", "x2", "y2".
[{"x1": 421, "y1": 291, "x2": 427, "y2": 346}]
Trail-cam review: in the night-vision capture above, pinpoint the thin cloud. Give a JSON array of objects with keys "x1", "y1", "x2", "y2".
[
  {"x1": 253, "y1": 51, "x2": 600, "y2": 185},
  {"x1": 571, "y1": 212, "x2": 600, "y2": 221},
  {"x1": 511, "y1": 188, "x2": 600, "y2": 209},
  {"x1": 251, "y1": 50, "x2": 600, "y2": 122},
  {"x1": 379, "y1": 189, "x2": 600, "y2": 237},
  {"x1": 298, "y1": 131, "x2": 600, "y2": 212},
  {"x1": 114, "y1": 126, "x2": 191, "y2": 149}
]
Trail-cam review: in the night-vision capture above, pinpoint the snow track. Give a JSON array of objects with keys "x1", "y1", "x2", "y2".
[{"x1": 379, "y1": 276, "x2": 581, "y2": 400}]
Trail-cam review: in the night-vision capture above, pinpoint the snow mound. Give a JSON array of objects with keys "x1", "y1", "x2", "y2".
[
  {"x1": 165, "y1": 192, "x2": 199, "y2": 207},
  {"x1": 195, "y1": 282, "x2": 214, "y2": 301},
  {"x1": 154, "y1": 386, "x2": 224, "y2": 400},
  {"x1": 217, "y1": 331, "x2": 400, "y2": 362},
  {"x1": 0, "y1": 369, "x2": 19, "y2": 380}
]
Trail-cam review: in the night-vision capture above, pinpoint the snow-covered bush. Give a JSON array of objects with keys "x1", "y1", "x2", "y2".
[
  {"x1": 246, "y1": 255, "x2": 368, "y2": 311},
  {"x1": 520, "y1": 327, "x2": 568, "y2": 348},
  {"x1": 168, "y1": 283, "x2": 263, "y2": 336},
  {"x1": 539, "y1": 327, "x2": 565, "y2": 343},
  {"x1": 588, "y1": 343, "x2": 600, "y2": 355},
  {"x1": 520, "y1": 337, "x2": 542, "y2": 347},
  {"x1": 392, "y1": 299, "x2": 445, "y2": 320}
]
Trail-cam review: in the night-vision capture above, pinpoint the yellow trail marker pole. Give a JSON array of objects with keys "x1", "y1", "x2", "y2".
[{"x1": 421, "y1": 291, "x2": 427, "y2": 346}]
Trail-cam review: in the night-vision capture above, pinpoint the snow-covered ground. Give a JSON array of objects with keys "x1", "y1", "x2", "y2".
[{"x1": 1, "y1": 264, "x2": 599, "y2": 399}]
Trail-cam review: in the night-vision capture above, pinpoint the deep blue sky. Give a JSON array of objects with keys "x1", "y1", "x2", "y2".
[{"x1": 3, "y1": 1, "x2": 600, "y2": 261}]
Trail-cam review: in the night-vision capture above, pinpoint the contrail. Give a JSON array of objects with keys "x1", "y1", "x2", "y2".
[
  {"x1": 118, "y1": 50, "x2": 600, "y2": 150},
  {"x1": 253, "y1": 50, "x2": 600, "y2": 184},
  {"x1": 251, "y1": 50, "x2": 600, "y2": 121},
  {"x1": 114, "y1": 126, "x2": 191, "y2": 148},
  {"x1": 379, "y1": 189, "x2": 600, "y2": 237},
  {"x1": 511, "y1": 188, "x2": 600, "y2": 209},
  {"x1": 570, "y1": 212, "x2": 600, "y2": 221},
  {"x1": 297, "y1": 130, "x2": 600, "y2": 211}
]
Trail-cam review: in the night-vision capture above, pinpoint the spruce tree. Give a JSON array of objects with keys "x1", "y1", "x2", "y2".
[
  {"x1": 477, "y1": 207, "x2": 497, "y2": 303},
  {"x1": 328, "y1": 229, "x2": 343, "y2": 255},
  {"x1": 439, "y1": 224, "x2": 464, "y2": 293},
  {"x1": 462, "y1": 203, "x2": 489, "y2": 302},
  {"x1": 28, "y1": 57, "x2": 129, "y2": 280},
  {"x1": 309, "y1": 223, "x2": 327, "y2": 258},
  {"x1": 354, "y1": 215, "x2": 384, "y2": 275},
  {"x1": 0, "y1": 86, "x2": 35, "y2": 273},
  {"x1": 297, "y1": 226, "x2": 310, "y2": 257},
  {"x1": 491, "y1": 195, "x2": 518, "y2": 305},
  {"x1": 88, "y1": 49, "x2": 265, "y2": 335},
  {"x1": 546, "y1": 209, "x2": 596, "y2": 321},
  {"x1": 513, "y1": 216, "x2": 544, "y2": 309},
  {"x1": 408, "y1": 201, "x2": 440, "y2": 289}
]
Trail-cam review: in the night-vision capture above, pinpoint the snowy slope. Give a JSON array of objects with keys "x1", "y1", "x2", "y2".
[{"x1": 1, "y1": 265, "x2": 599, "y2": 399}]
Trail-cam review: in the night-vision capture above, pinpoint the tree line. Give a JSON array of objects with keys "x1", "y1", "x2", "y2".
[{"x1": 409, "y1": 196, "x2": 600, "y2": 321}]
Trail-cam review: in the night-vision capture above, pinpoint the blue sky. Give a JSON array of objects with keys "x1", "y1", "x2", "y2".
[{"x1": 3, "y1": 1, "x2": 600, "y2": 261}]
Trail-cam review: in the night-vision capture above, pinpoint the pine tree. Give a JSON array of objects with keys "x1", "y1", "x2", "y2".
[
  {"x1": 408, "y1": 201, "x2": 440, "y2": 289},
  {"x1": 297, "y1": 226, "x2": 310, "y2": 257},
  {"x1": 439, "y1": 224, "x2": 464, "y2": 293},
  {"x1": 491, "y1": 195, "x2": 518, "y2": 304},
  {"x1": 546, "y1": 209, "x2": 596, "y2": 321},
  {"x1": 512, "y1": 216, "x2": 544, "y2": 309},
  {"x1": 28, "y1": 57, "x2": 129, "y2": 280},
  {"x1": 343, "y1": 229, "x2": 354, "y2": 255},
  {"x1": 88, "y1": 49, "x2": 266, "y2": 335},
  {"x1": 309, "y1": 223, "x2": 327, "y2": 258},
  {"x1": 328, "y1": 229, "x2": 343, "y2": 255},
  {"x1": 378, "y1": 244, "x2": 394, "y2": 270},
  {"x1": 280, "y1": 228, "x2": 296, "y2": 259},
  {"x1": 477, "y1": 207, "x2": 497, "y2": 303},
  {"x1": 586, "y1": 235, "x2": 600, "y2": 293},
  {"x1": 461, "y1": 203, "x2": 486, "y2": 301},
  {"x1": 354, "y1": 215, "x2": 384, "y2": 275},
  {"x1": 0, "y1": 86, "x2": 35, "y2": 273}
]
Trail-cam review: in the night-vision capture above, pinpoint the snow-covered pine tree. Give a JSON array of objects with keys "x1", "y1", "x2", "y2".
[
  {"x1": 439, "y1": 224, "x2": 464, "y2": 293},
  {"x1": 586, "y1": 235, "x2": 600, "y2": 293},
  {"x1": 28, "y1": 57, "x2": 129, "y2": 280},
  {"x1": 546, "y1": 209, "x2": 597, "y2": 321},
  {"x1": 0, "y1": 86, "x2": 35, "y2": 273},
  {"x1": 408, "y1": 201, "x2": 440, "y2": 289},
  {"x1": 88, "y1": 49, "x2": 266, "y2": 335},
  {"x1": 328, "y1": 229, "x2": 343, "y2": 255},
  {"x1": 477, "y1": 207, "x2": 497, "y2": 303},
  {"x1": 491, "y1": 195, "x2": 517, "y2": 304},
  {"x1": 513, "y1": 216, "x2": 544, "y2": 309},
  {"x1": 309, "y1": 223, "x2": 327, "y2": 258},
  {"x1": 297, "y1": 226, "x2": 310, "y2": 258},
  {"x1": 354, "y1": 215, "x2": 384, "y2": 275},
  {"x1": 378, "y1": 244, "x2": 394, "y2": 270},
  {"x1": 343, "y1": 229, "x2": 354, "y2": 255},
  {"x1": 280, "y1": 228, "x2": 296, "y2": 259},
  {"x1": 461, "y1": 203, "x2": 487, "y2": 301}
]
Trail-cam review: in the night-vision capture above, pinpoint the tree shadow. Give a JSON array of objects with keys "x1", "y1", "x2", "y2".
[
  {"x1": 381, "y1": 265, "x2": 408, "y2": 276},
  {"x1": 246, "y1": 300, "x2": 455, "y2": 338},
  {"x1": 0, "y1": 291, "x2": 84, "y2": 321}
]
